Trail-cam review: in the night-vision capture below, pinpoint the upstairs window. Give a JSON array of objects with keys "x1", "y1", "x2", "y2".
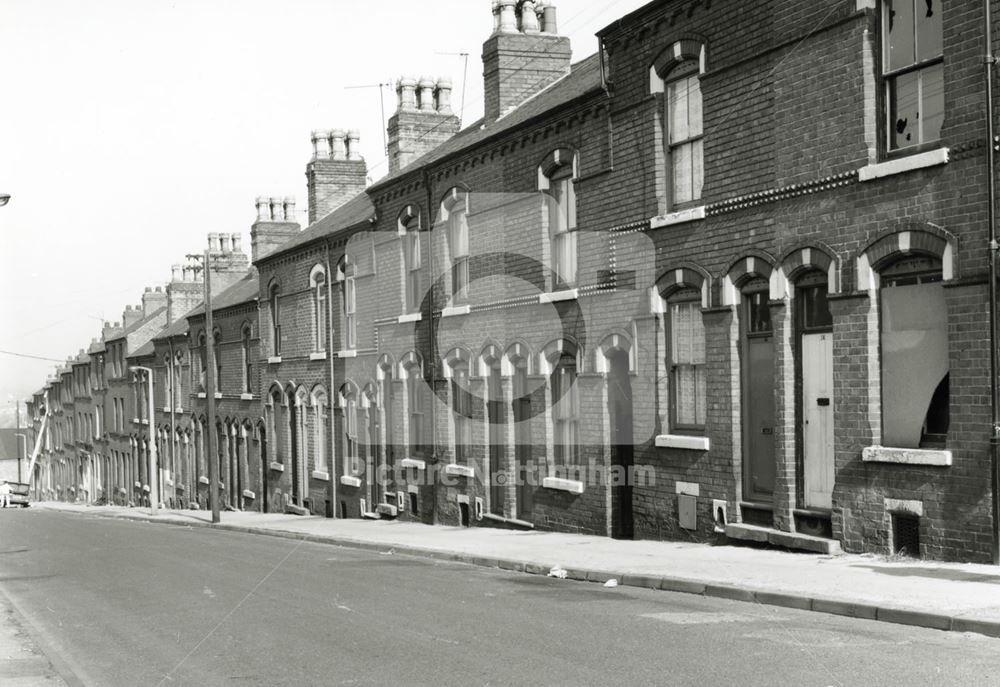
[
  {"x1": 310, "y1": 266, "x2": 328, "y2": 353},
  {"x1": 665, "y1": 61, "x2": 704, "y2": 205},
  {"x1": 212, "y1": 329, "x2": 222, "y2": 392},
  {"x1": 448, "y1": 353, "x2": 472, "y2": 465},
  {"x1": 197, "y1": 332, "x2": 207, "y2": 393},
  {"x1": 540, "y1": 151, "x2": 578, "y2": 290},
  {"x1": 241, "y1": 325, "x2": 252, "y2": 394},
  {"x1": 443, "y1": 189, "x2": 470, "y2": 302},
  {"x1": 399, "y1": 209, "x2": 423, "y2": 315},
  {"x1": 883, "y1": 0, "x2": 943, "y2": 151},
  {"x1": 338, "y1": 257, "x2": 357, "y2": 350},
  {"x1": 269, "y1": 283, "x2": 281, "y2": 356}
]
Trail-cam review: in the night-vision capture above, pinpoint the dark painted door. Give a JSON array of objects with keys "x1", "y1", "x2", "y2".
[{"x1": 608, "y1": 351, "x2": 634, "y2": 539}]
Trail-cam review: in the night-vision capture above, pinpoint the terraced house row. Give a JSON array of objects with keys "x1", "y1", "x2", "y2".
[{"x1": 22, "y1": 0, "x2": 1000, "y2": 563}]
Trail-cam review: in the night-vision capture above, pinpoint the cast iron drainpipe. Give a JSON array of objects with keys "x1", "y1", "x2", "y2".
[{"x1": 985, "y1": 0, "x2": 1000, "y2": 565}]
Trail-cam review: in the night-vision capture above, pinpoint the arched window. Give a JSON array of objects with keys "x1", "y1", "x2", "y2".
[
  {"x1": 402, "y1": 353, "x2": 427, "y2": 458},
  {"x1": 879, "y1": 254, "x2": 948, "y2": 448},
  {"x1": 539, "y1": 151, "x2": 578, "y2": 290},
  {"x1": 173, "y1": 351, "x2": 184, "y2": 409},
  {"x1": 241, "y1": 325, "x2": 252, "y2": 394},
  {"x1": 442, "y1": 188, "x2": 470, "y2": 302},
  {"x1": 399, "y1": 207, "x2": 422, "y2": 314},
  {"x1": 196, "y1": 332, "x2": 207, "y2": 393},
  {"x1": 664, "y1": 61, "x2": 703, "y2": 205},
  {"x1": 311, "y1": 387, "x2": 329, "y2": 475},
  {"x1": 212, "y1": 329, "x2": 222, "y2": 393},
  {"x1": 338, "y1": 257, "x2": 357, "y2": 350},
  {"x1": 544, "y1": 341, "x2": 580, "y2": 468},
  {"x1": 446, "y1": 349, "x2": 472, "y2": 466},
  {"x1": 268, "y1": 283, "x2": 281, "y2": 356},
  {"x1": 341, "y1": 384, "x2": 359, "y2": 476},
  {"x1": 661, "y1": 285, "x2": 707, "y2": 431},
  {"x1": 310, "y1": 265, "x2": 327, "y2": 353}
]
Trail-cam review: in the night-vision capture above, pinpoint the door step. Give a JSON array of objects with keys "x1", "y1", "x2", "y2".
[{"x1": 725, "y1": 523, "x2": 841, "y2": 555}]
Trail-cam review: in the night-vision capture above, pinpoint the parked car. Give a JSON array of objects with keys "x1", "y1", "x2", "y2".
[{"x1": 7, "y1": 482, "x2": 30, "y2": 507}]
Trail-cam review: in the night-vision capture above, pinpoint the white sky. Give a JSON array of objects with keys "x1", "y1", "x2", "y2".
[{"x1": 0, "y1": 0, "x2": 650, "y2": 423}]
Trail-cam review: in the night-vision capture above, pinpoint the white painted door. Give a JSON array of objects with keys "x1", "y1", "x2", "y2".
[{"x1": 802, "y1": 333, "x2": 834, "y2": 509}]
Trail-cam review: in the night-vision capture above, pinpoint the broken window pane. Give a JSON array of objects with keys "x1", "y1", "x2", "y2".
[
  {"x1": 916, "y1": 0, "x2": 942, "y2": 63},
  {"x1": 889, "y1": 70, "x2": 920, "y2": 149},
  {"x1": 885, "y1": 0, "x2": 915, "y2": 72},
  {"x1": 880, "y1": 279, "x2": 948, "y2": 448}
]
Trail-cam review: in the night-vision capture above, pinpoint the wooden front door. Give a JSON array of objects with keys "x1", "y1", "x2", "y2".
[{"x1": 743, "y1": 288, "x2": 775, "y2": 502}]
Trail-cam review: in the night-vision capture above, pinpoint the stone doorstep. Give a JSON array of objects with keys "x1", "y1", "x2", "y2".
[{"x1": 724, "y1": 522, "x2": 842, "y2": 555}]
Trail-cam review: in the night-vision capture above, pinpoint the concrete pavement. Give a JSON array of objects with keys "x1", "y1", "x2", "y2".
[
  {"x1": 0, "y1": 590, "x2": 71, "y2": 686},
  {"x1": 35, "y1": 501, "x2": 1000, "y2": 638}
]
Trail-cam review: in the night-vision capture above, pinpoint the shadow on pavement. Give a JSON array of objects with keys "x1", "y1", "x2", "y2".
[{"x1": 852, "y1": 565, "x2": 1000, "y2": 584}]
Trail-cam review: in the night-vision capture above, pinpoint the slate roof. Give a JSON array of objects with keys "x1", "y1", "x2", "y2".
[
  {"x1": 369, "y1": 53, "x2": 603, "y2": 191},
  {"x1": 186, "y1": 272, "x2": 260, "y2": 318},
  {"x1": 260, "y1": 52, "x2": 602, "y2": 262},
  {"x1": 261, "y1": 192, "x2": 375, "y2": 263}
]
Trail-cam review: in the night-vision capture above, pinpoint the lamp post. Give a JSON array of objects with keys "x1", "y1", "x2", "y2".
[{"x1": 129, "y1": 366, "x2": 158, "y2": 515}]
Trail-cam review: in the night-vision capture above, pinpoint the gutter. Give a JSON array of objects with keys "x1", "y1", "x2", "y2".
[{"x1": 984, "y1": 0, "x2": 1000, "y2": 566}]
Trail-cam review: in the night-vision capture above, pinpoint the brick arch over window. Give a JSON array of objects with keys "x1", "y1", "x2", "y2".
[
  {"x1": 477, "y1": 342, "x2": 503, "y2": 376},
  {"x1": 502, "y1": 341, "x2": 533, "y2": 376},
  {"x1": 777, "y1": 243, "x2": 841, "y2": 297},
  {"x1": 721, "y1": 252, "x2": 777, "y2": 305},
  {"x1": 596, "y1": 332, "x2": 634, "y2": 374},
  {"x1": 437, "y1": 186, "x2": 470, "y2": 222},
  {"x1": 375, "y1": 354, "x2": 395, "y2": 380},
  {"x1": 650, "y1": 39, "x2": 707, "y2": 90},
  {"x1": 539, "y1": 338, "x2": 580, "y2": 375},
  {"x1": 442, "y1": 347, "x2": 472, "y2": 378},
  {"x1": 399, "y1": 350, "x2": 423, "y2": 379},
  {"x1": 396, "y1": 204, "x2": 421, "y2": 234},
  {"x1": 656, "y1": 262, "x2": 711, "y2": 308},
  {"x1": 537, "y1": 148, "x2": 579, "y2": 185},
  {"x1": 857, "y1": 224, "x2": 957, "y2": 290}
]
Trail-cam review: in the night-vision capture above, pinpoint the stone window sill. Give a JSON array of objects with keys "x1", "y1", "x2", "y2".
[
  {"x1": 398, "y1": 312, "x2": 422, "y2": 324},
  {"x1": 441, "y1": 304, "x2": 471, "y2": 318},
  {"x1": 655, "y1": 434, "x2": 710, "y2": 451},
  {"x1": 161, "y1": 406, "x2": 171, "y2": 413},
  {"x1": 242, "y1": 489, "x2": 256, "y2": 499},
  {"x1": 650, "y1": 205, "x2": 707, "y2": 228},
  {"x1": 858, "y1": 147, "x2": 949, "y2": 182},
  {"x1": 198, "y1": 476, "x2": 209, "y2": 485},
  {"x1": 267, "y1": 356, "x2": 282, "y2": 364},
  {"x1": 240, "y1": 393, "x2": 254, "y2": 401},
  {"x1": 400, "y1": 458, "x2": 426, "y2": 470},
  {"x1": 541, "y1": 476, "x2": 584, "y2": 494},
  {"x1": 340, "y1": 475, "x2": 362, "y2": 488},
  {"x1": 444, "y1": 464, "x2": 475, "y2": 478},
  {"x1": 311, "y1": 470, "x2": 330, "y2": 481},
  {"x1": 309, "y1": 351, "x2": 327, "y2": 361},
  {"x1": 862, "y1": 445, "x2": 952, "y2": 466},
  {"x1": 214, "y1": 393, "x2": 222, "y2": 400},
  {"x1": 539, "y1": 289, "x2": 578, "y2": 304},
  {"x1": 197, "y1": 393, "x2": 206, "y2": 399},
  {"x1": 336, "y1": 350, "x2": 358, "y2": 358},
  {"x1": 269, "y1": 462, "x2": 285, "y2": 472}
]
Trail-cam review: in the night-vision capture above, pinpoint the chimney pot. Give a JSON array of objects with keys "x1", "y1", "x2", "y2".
[
  {"x1": 283, "y1": 197, "x2": 297, "y2": 223},
  {"x1": 397, "y1": 76, "x2": 418, "y2": 111},
  {"x1": 330, "y1": 129, "x2": 347, "y2": 160},
  {"x1": 418, "y1": 76, "x2": 436, "y2": 110},
  {"x1": 346, "y1": 129, "x2": 362, "y2": 160},
  {"x1": 498, "y1": 0, "x2": 517, "y2": 32},
  {"x1": 221, "y1": 234, "x2": 232, "y2": 253},
  {"x1": 207, "y1": 232, "x2": 219, "y2": 251},
  {"x1": 520, "y1": 0, "x2": 540, "y2": 32},
  {"x1": 155, "y1": 286, "x2": 162, "y2": 293},
  {"x1": 492, "y1": 0, "x2": 502, "y2": 32},
  {"x1": 312, "y1": 129, "x2": 330, "y2": 159},
  {"x1": 270, "y1": 197, "x2": 284, "y2": 221},
  {"x1": 435, "y1": 77, "x2": 453, "y2": 114},
  {"x1": 144, "y1": 286, "x2": 152, "y2": 293},
  {"x1": 542, "y1": 2, "x2": 558, "y2": 34},
  {"x1": 255, "y1": 196, "x2": 270, "y2": 221},
  {"x1": 232, "y1": 233, "x2": 243, "y2": 253}
]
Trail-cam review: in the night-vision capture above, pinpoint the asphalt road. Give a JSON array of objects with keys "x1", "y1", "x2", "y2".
[{"x1": 1, "y1": 509, "x2": 998, "y2": 686}]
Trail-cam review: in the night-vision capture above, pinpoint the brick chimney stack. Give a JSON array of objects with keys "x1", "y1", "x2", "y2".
[
  {"x1": 305, "y1": 128, "x2": 368, "y2": 225},
  {"x1": 141, "y1": 286, "x2": 167, "y2": 318},
  {"x1": 122, "y1": 304, "x2": 142, "y2": 330},
  {"x1": 483, "y1": 0, "x2": 571, "y2": 124},
  {"x1": 251, "y1": 195, "x2": 301, "y2": 263},
  {"x1": 387, "y1": 75, "x2": 461, "y2": 175}
]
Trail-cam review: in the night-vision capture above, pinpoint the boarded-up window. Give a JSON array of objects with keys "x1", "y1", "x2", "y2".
[{"x1": 880, "y1": 258, "x2": 948, "y2": 448}]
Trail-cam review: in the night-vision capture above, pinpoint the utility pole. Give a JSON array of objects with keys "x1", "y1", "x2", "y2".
[
  {"x1": 204, "y1": 249, "x2": 220, "y2": 524},
  {"x1": 984, "y1": 0, "x2": 1000, "y2": 566},
  {"x1": 15, "y1": 401, "x2": 21, "y2": 482}
]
